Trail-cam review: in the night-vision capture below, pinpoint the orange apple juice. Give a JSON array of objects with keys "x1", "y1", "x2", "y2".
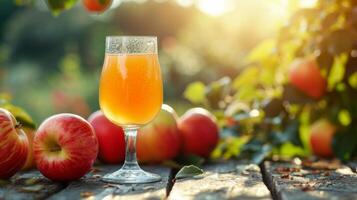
[{"x1": 99, "y1": 53, "x2": 163, "y2": 126}]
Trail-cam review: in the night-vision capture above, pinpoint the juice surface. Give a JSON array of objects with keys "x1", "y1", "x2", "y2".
[{"x1": 99, "y1": 53, "x2": 163, "y2": 126}]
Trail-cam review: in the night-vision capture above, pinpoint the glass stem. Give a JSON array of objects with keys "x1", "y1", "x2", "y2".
[{"x1": 122, "y1": 128, "x2": 140, "y2": 171}]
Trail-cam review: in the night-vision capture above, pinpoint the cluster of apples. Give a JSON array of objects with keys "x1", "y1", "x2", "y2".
[
  {"x1": 0, "y1": 108, "x2": 98, "y2": 181},
  {"x1": 288, "y1": 58, "x2": 336, "y2": 158},
  {"x1": 0, "y1": 104, "x2": 218, "y2": 181},
  {"x1": 88, "y1": 104, "x2": 219, "y2": 164}
]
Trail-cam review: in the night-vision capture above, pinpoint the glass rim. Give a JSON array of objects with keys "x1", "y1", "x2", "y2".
[{"x1": 106, "y1": 36, "x2": 157, "y2": 40}]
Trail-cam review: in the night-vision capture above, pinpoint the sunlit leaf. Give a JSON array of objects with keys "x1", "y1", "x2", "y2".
[
  {"x1": 234, "y1": 86, "x2": 264, "y2": 102},
  {"x1": 299, "y1": 107, "x2": 311, "y2": 152},
  {"x1": 277, "y1": 142, "x2": 307, "y2": 158},
  {"x1": 222, "y1": 136, "x2": 250, "y2": 159},
  {"x1": 232, "y1": 67, "x2": 259, "y2": 89},
  {"x1": 246, "y1": 39, "x2": 276, "y2": 63},
  {"x1": 183, "y1": 81, "x2": 206, "y2": 105},
  {"x1": 328, "y1": 53, "x2": 347, "y2": 90},
  {"x1": 259, "y1": 67, "x2": 276, "y2": 86},
  {"x1": 348, "y1": 72, "x2": 357, "y2": 89},
  {"x1": 0, "y1": 103, "x2": 36, "y2": 129},
  {"x1": 45, "y1": 0, "x2": 78, "y2": 16},
  {"x1": 175, "y1": 165, "x2": 204, "y2": 180},
  {"x1": 338, "y1": 109, "x2": 351, "y2": 126}
]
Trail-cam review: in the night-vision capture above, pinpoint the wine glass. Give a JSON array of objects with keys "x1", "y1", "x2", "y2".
[{"x1": 99, "y1": 36, "x2": 163, "y2": 184}]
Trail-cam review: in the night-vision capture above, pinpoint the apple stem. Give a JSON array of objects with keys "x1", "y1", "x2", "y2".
[
  {"x1": 15, "y1": 123, "x2": 22, "y2": 129},
  {"x1": 122, "y1": 128, "x2": 141, "y2": 171}
]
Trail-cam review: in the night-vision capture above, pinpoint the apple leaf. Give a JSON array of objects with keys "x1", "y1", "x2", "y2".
[
  {"x1": 45, "y1": 0, "x2": 78, "y2": 16},
  {"x1": 175, "y1": 165, "x2": 204, "y2": 180},
  {"x1": 20, "y1": 185, "x2": 44, "y2": 192},
  {"x1": 0, "y1": 97, "x2": 36, "y2": 129},
  {"x1": 328, "y1": 53, "x2": 348, "y2": 91},
  {"x1": 183, "y1": 81, "x2": 206, "y2": 105},
  {"x1": 0, "y1": 104, "x2": 36, "y2": 129}
]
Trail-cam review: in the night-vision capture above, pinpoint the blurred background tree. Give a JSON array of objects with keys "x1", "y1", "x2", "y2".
[
  {"x1": 0, "y1": 0, "x2": 308, "y2": 123},
  {"x1": 184, "y1": 0, "x2": 357, "y2": 161}
]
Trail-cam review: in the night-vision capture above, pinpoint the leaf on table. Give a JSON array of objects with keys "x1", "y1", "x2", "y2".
[
  {"x1": 175, "y1": 165, "x2": 204, "y2": 180},
  {"x1": 20, "y1": 185, "x2": 44, "y2": 192},
  {"x1": 24, "y1": 178, "x2": 39, "y2": 185}
]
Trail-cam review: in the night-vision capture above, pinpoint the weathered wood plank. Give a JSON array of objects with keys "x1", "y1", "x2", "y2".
[
  {"x1": 168, "y1": 160, "x2": 272, "y2": 200},
  {"x1": 48, "y1": 165, "x2": 171, "y2": 200},
  {"x1": 0, "y1": 170, "x2": 66, "y2": 200},
  {"x1": 263, "y1": 160, "x2": 357, "y2": 200}
]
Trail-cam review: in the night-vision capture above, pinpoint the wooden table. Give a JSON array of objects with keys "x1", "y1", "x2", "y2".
[{"x1": 2, "y1": 160, "x2": 357, "y2": 200}]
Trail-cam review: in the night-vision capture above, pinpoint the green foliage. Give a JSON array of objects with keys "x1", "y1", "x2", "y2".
[
  {"x1": 328, "y1": 53, "x2": 348, "y2": 90},
  {"x1": 184, "y1": 81, "x2": 206, "y2": 105},
  {"x1": 0, "y1": 96, "x2": 36, "y2": 129},
  {"x1": 46, "y1": 0, "x2": 78, "y2": 15},
  {"x1": 184, "y1": 0, "x2": 357, "y2": 162}
]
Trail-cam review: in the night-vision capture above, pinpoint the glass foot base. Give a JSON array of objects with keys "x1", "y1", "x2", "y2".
[{"x1": 102, "y1": 168, "x2": 161, "y2": 184}]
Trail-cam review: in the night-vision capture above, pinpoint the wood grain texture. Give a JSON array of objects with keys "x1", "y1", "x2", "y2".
[
  {"x1": 47, "y1": 165, "x2": 171, "y2": 200},
  {"x1": 262, "y1": 161, "x2": 357, "y2": 200},
  {"x1": 0, "y1": 170, "x2": 66, "y2": 200},
  {"x1": 168, "y1": 160, "x2": 272, "y2": 200}
]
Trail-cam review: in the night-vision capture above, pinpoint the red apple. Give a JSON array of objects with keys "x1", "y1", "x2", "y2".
[
  {"x1": 88, "y1": 111, "x2": 125, "y2": 164},
  {"x1": 178, "y1": 108, "x2": 219, "y2": 158},
  {"x1": 33, "y1": 114, "x2": 98, "y2": 182},
  {"x1": 137, "y1": 104, "x2": 181, "y2": 163},
  {"x1": 0, "y1": 108, "x2": 28, "y2": 179},
  {"x1": 82, "y1": 0, "x2": 112, "y2": 13},
  {"x1": 310, "y1": 119, "x2": 336, "y2": 158},
  {"x1": 289, "y1": 58, "x2": 326, "y2": 99}
]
